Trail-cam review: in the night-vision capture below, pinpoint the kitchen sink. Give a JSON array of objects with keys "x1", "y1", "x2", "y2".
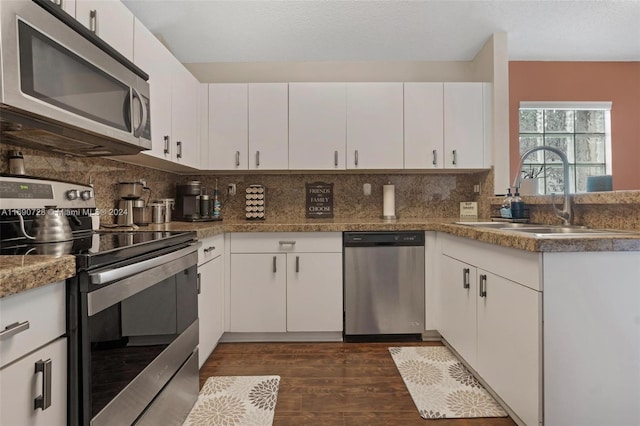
[{"x1": 455, "y1": 222, "x2": 638, "y2": 237}]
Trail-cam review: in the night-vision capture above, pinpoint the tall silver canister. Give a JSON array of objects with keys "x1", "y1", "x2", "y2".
[
  {"x1": 157, "y1": 198, "x2": 175, "y2": 222},
  {"x1": 149, "y1": 202, "x2": 166, "y2": 224}
]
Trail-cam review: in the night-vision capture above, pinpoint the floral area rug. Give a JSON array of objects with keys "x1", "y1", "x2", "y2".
[
  {"x1": 389, "y1": 346, "x2": 507, "y2": 419},
  {"x1": 183, "y1": 376, "x2": 280, "y2": 426}
]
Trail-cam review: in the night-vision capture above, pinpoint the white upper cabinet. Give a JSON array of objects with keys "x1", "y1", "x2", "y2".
[
  {"x1": 171, "y1": 62, "x2": 200, "y2": 168},
  {"x1": 404, "y1": 83, "x2": 445, "y2": 168},
  {"x1": 49, "y1": 0, "x2": 76, "y2": 17},
  {"x1": 346, "y1": 83, "x2": 404, "y2": 169},
  {"x1": 197, "y1": 83, "x2": 209, "y2": 170},
  {"x1": 133, "y1": 18, "x2": 173, "y2": 161},
  {"x1": 443, "y1": 82, "x2": 487, "y2": 169},
  {"x1": 75, "y1": 0, "x2": 134, "y2": 60},
  {"x1": 288, "y1": 83, "x2": 347, "y2": 170},
  {"x1": 248, "y1": 84, "x2": 289, "y2": 170},
  {"x1": 208, "y1": 84, "x2": 248, "y2": 170}
]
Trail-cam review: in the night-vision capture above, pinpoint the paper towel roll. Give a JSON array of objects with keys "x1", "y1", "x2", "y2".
[{"x1": 383, "y1": 184, "x2": 396, "y2": 218}]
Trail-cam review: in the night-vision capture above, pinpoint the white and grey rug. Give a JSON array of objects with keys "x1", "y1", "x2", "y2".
[
  {"x1": 389, "y1": 346, "x2": 507, "y2": 419},
  {"x1": 183, "y1": 375, "x2": 280, "y2": 426}
]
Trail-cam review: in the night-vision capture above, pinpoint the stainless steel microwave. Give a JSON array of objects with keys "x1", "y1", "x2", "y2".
[{"x1": 0, "y1": 0, "x2": 151, "y2": 156}]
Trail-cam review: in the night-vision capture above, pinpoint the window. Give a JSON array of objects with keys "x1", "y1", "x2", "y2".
[{"x1": 518, "y1": 102, "x2": 612, "y2": 194}]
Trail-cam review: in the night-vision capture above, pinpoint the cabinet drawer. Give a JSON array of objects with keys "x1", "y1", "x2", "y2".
[
  {"x1": 198, "y1": 234, "x2": 224, "y2": 266},
  {"x1": 0, "y1": 281, "x2": 66, "y2": 368},
  {"x1": 230, "y1": 232, "x2": 341, "y2": 253},
  {"x1": 0, "y1": 337, "x2": 67, "y2": 426}
]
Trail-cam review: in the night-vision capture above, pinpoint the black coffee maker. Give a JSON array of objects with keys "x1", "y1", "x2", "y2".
[{"x1": 174, "y1": 181, "x2": 202, "y2": 221}]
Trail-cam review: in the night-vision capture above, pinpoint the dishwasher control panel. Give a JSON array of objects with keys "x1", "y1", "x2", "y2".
[{"x1": 343, "y1": 231, "x2": 424, "y2": 246}]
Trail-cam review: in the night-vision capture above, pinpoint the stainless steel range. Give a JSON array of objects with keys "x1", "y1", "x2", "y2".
[{"x1": 0, "y1": 175, "x2": 200, "y2": 426}]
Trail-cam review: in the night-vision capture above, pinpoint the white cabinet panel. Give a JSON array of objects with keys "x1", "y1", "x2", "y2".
[
  {"x1": 248, "y1": 83, "x2": 289, "y2": 170},
  {"x1": 404, "y1": 83, "x2": 444, "y2": 168},
  {"x1": 209, "y1": 84, "x2": 248, "y2": 170},
  {"x1": 443, "y1": 83, "x2": 486, "y2": 168},
  {"x1": 198, "y1": 255, "x2": 224, "y2": 367},
  {"x1": 76, "y1": 0, "x2": 134, "y2": 60},
  {"x1": 171, "y1": 64, "x2": 200, "y2": 168},
  {"x1": 133, "y1": 18, "x2": 173, "y2": 161},
  {"x1": 346, "y1": 83, "x2": 404, "y2": 169},
  {"x1": 438, "y1": 255, "x2": 477, "y2": 366},
  {"x1": 229, "y1": 253, "x2": 286, "y2": 332},
  {"x1": 287, "y1": 253, "x2": 342, "y2": 332},
  {"x1": 0, "y1": 338, "x2": 67, "y2": 426},
  {"x1": 476, "y1": 271, "x2": 541, "y2": 426},
  {"x1": 288, "y1": 83, "x2": 346, "y2": 170}
]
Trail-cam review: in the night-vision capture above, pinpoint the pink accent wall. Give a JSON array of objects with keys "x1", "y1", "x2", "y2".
[{"x1": 509, "y1": 62, "x2": 640, "y2": 190}]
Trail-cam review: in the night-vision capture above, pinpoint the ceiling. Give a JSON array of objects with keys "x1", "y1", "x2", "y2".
[{"x1": 122, "y1": 0, "x2": 640, "y2": 64}]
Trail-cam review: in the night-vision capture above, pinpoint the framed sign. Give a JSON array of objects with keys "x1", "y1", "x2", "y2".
[{"x1": 305, "y1": 182, "x2": 334, "y2": 218}]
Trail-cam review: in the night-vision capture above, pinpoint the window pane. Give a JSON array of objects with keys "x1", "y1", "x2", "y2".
[
  {"x1": 575, "y1": 134, "x2": 605, "y2": 163},
  {"x1": 544, "y1": 135, "x2": 575, "y2": 163},
  {"x1": 544, "y1": 110, "x2": 574, "y2": 133},
  {"x1": 519, "y1": 109, "x2": 543, "y2": 133},
  {"x1": 575, "y1": 110, "x2": 605, "y2": 133},
  {"x1": 519, "y1": 135, "x2": 545, "y2": 161},
  {"x1": 576, "y1": 166, "x2": 606, "y2": 193},
  {"x1": 544, "y1": 165, "x2": 567, "y2": 193}
]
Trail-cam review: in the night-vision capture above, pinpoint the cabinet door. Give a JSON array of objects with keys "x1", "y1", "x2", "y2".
[
  {"x1": 229, "y1": 254, "x2": 286, "y2": 332},
  {"x1": 476, "y1": 271, "x2": 541, "y2": 426},
  {"x1": 443, "y1": 83, "x2": 485, "y2": 168},
  {"x1": 346, "y1": 83, "x2": 404, "y2": 169},
  {"x1": 248, "y1": 83, "x2": 288, "y2": 170},
  {"x1": 133, "y1": 19, "x2": 174, "y2": 161},
  {"x1": 0, "y1": 338, "x2": 66, "y2": 426},
  {"x1": 288, "y1": 83, "x2": 346, "y2": 170},
  {"x1": 404, "y1": 83, "x2": 445, "y2": 168},
  {"x1": 209, "y1": 84, "x2": 248, "y2": 170},
  {"x1": 75, "y1": 0, "x2": 134, "y2": 60},
  {"x1": 287, "y1": 253, "x2": 343, "y2": 332},
  {"x1": 198, "y1": 255, "x2": 224, "y2": 367},
  {"x1": 171, "y1": 64, "x2": 200, "y2": 168},
  {"x1": 438, "y1": 255, "x2": 477, "y2": 366}
]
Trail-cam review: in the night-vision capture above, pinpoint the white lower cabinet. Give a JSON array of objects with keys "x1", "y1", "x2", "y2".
[
  {"x1": 437, "y1": 235, "x2": 541, "y2": 426},
  {"x1": 0, "y1": 281, "x2": 67, "y2": 426},
  {"x1": 197, "y1": 235, "x2": 225, "y2": 367},
  {"x1": 229, "y1": 233, "x2": 342, "y2": 334}
]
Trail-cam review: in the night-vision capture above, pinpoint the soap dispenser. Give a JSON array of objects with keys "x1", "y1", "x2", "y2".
[{"x1": 500, "y1": 188, "x2": 513, "y2": 218}]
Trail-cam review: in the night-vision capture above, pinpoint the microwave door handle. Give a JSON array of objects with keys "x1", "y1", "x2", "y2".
[{"x1": 131, "y1": 88, "x2": 147, "y2": 138}]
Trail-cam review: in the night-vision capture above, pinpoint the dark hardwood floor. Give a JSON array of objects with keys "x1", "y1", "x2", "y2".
[{"x1": 199, "y1": 341, "x2": 517, "y2": 426}]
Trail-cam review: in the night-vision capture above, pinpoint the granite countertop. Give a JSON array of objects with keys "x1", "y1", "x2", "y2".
[
  {"x1": 0, "y1": 255, "x2": 75, "y2": 299},
  {"x1": 4, "y1": 217, "x2": 640, "y2": 299}
]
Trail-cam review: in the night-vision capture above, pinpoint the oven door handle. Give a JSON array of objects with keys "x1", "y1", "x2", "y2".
[{"x1": 90, "y1": 244, "x2": 199, "y2": 285}]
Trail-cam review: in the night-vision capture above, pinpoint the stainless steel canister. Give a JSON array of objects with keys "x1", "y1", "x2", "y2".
[
  {"x1": 199, "y1": 195, "x2": 211, "y2": 218},
  {"x1": 149, "y1": 202, "x2": 165, "y2": 224},
  {"x1": 157, "y1": 198, "x2": 175, "y2": 222}
]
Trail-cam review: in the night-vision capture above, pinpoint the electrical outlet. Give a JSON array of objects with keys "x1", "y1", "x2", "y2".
[
  {"x1": 228, "y1": 183, "x2": 236, "y2": 196},
  {"x1": 473, "y1": 183, "x2": 481, "y2": 194}
]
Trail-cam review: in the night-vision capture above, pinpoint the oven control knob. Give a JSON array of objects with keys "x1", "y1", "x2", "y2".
[
  {"x1": 80, "y1": 190, "x2": 93, "y2": 201},
  {"x1": 66, "y1": 189, "x2": 79, "y2": 200}
]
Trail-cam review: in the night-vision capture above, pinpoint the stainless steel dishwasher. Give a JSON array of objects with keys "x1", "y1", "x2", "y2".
[{"x1": 343, "y1": 231, "x2": 425, "y2": 342}]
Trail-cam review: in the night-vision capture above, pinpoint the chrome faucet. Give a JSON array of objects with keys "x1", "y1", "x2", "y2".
[{"x1": 513, "y1": 146, "x2": 572, "y2": 225}]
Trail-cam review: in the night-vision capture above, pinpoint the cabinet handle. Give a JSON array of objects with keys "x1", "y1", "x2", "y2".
[
  {"x1": 235, "y1": 151, "x2": 240, "y2": 167},
  {"x1": 256, "y1": 151, "x2": 260, "y2": 167},
  {"x1": 295, "y1": 256, "x2": 300, "y2": 273},
  {"x1": 196, "y1": 273, "x2": 201, "y2": 294},
  {"x1": 0, "y1": 320, "x2": 30, "y2": 339},
  {"x1": 479, "y1": 274, "x2": 487, "y2": 297},
  {"x1": 163, "y1": 135, "x2": 170, "y2": 154},
  {"x1": 432, "y1": 149, "x2": 437, "y2": 166},
  {"x1": 273, "y1": 256, "x2": 277, "y2": 273},
  {"x1": 203, "y1": 246, "x2": 215, "y2": 253},
  {"x1": 89, "y1": 9, "x2": 97, "y2": 33},
  {"x1": 278, "y1": 241, "x2": 296, "y2": 246},
  {"x1": 176, "y1": 141, "x2": 183, "y2": 159},
  {"x1": 452, "y1": 149, "x2": 457, "y2": 166},
  {"x1": 462, "y1": 268, "x2": 470, "y2": 289},
  {"x1": 54, "y1": 0, "x2": 62, "y2": 7},
  {"x1": 334, "y1": 150, "x2": 338, "y2": 167},
  {"x1": 354, "y1": 150, "x2": 359, "y2": 166},
  {"x1": 34, "y1": 359, "x2": 52, "y2": 411}
]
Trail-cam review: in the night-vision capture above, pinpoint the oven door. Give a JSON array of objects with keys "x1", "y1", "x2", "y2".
[{"x1": 73, "y1": 244, "x2": 199, "y2": 426}]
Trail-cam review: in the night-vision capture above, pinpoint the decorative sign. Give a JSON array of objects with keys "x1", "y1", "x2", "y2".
[
  {"x1": 305, "y1": 182, "x2": 334, "y2": 218},
  {"x1": 460, "y1": 201, "x2": 478, "y2": 218}
]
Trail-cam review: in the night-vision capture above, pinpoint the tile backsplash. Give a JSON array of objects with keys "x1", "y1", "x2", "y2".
[{"x1": 1, "y1": 144, "x2": 493, "y2": 222}]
